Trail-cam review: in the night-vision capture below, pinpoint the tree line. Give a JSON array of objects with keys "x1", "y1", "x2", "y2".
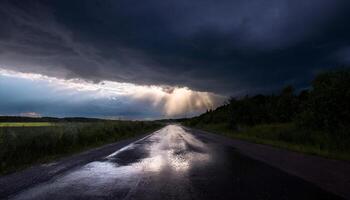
[{"x1": 186, "y1": 69, "x2": 350, "y2": 137}]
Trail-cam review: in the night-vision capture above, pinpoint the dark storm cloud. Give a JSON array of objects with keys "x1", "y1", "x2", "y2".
[{"x1": 1, "y1": 0, "x2": 350, "y2": 95}]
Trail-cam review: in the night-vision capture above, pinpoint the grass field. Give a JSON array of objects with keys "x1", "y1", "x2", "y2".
[
  {"x1": 0, "y1": 122, "x2": 54, "y2": 127},
  {"x1": 187, "y1": 122, "x2": 350, "y2": 161},
  {"x1": 0, "y1": 121, "x2": 163, "y2": 175}
]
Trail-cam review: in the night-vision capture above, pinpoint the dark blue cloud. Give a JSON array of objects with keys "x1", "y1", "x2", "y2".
[{"x1": 0, "y1": 0, "x2": 350, "y2": 97}]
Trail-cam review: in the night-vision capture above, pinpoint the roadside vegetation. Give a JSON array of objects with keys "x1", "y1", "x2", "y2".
[
  {"x1": 0, "y1": 121, "x2": 162, "y2": 175},
  {"x1": 184, "y1": 69, "x2": 350, "y2": 160}
]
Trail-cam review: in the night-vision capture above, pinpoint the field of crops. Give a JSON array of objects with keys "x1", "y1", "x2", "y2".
[{"x1": 0, "y1": 122, "x2": 54, "y2": 127}]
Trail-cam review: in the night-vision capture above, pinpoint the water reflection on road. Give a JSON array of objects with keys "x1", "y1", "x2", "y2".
[{"x1": 12, "y1": 125, "x2": 211, "y2": 200}]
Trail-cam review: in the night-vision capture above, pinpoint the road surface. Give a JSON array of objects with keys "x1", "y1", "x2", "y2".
[{"x1": 2, "y1": 125, "x2": 344, "y2": 199}]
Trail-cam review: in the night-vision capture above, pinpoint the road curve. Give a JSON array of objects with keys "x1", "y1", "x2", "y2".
[{"x1": 4, "y1": 125, "x2": 344, "y2": 199}]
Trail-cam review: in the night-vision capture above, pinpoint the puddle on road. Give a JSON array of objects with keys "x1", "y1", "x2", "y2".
[{"x1": 12, "y1": 125, "x2": 212, "y2": 200}]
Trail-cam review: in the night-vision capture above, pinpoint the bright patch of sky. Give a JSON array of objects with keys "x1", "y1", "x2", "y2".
[{"x1": 0, "y1": 67, "x2": 224, "y2": 119}]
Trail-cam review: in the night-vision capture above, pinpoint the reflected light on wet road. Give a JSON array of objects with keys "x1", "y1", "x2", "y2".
[
  {"x1": 9, "y1": 125, "x2": 344, "y2": 200},
  {"x1": 12, "y1": 125, "x2": 211, "y2": 200}
]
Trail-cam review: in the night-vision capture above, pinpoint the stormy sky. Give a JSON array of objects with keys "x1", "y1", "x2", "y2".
[{"x1": 0, "y1": 0, "x2": 350, "y2": 119}]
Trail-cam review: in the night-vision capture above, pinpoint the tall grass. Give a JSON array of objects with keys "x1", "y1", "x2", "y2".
[{"x1": 0, "y1": 121, "x2": 162, "y2": 174}]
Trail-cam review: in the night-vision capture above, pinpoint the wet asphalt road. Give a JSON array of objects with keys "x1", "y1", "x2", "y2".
[{"x1": 10, "y1": 125, "x2": 343, "y2": 200}]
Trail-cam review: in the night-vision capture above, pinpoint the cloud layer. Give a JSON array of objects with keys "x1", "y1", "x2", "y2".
[
  {"x1": 1, "y1": 0, "x2": 350, "y2": 96},
  {"x1": 0, "y1": 68, "x2": 223, "y2": 118},
  {"x1": 1, "y1": 0, "x2": 350, "y2": 118}
]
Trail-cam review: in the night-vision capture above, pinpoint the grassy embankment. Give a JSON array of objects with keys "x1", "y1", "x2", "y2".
[
  {"x1": 0, "y1": 121, "x2": 163, "y2": 175},
  {"x1": 187, "y1": 122, "x2": 350, "y2": 161}
]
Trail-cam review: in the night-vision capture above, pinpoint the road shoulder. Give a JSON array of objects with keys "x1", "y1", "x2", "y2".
[{"x1": 188, "y1": 127, "x2": 350, "y2": 200}]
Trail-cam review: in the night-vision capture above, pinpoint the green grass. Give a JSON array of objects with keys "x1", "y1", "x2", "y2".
[
  {"x1": 0, "y1": 122, "x2": 54, "y2": 127},
  {"x1": 0, "y1": 121, "x2": 163, "y2": 175},
  {"x1": 187, "y1": 122, "x2": 350, "y2": 161}
]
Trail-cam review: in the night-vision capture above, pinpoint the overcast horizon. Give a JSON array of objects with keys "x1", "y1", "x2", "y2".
[{"x1": 1, "y1": 0, "x2": 350, "y2": 119}]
